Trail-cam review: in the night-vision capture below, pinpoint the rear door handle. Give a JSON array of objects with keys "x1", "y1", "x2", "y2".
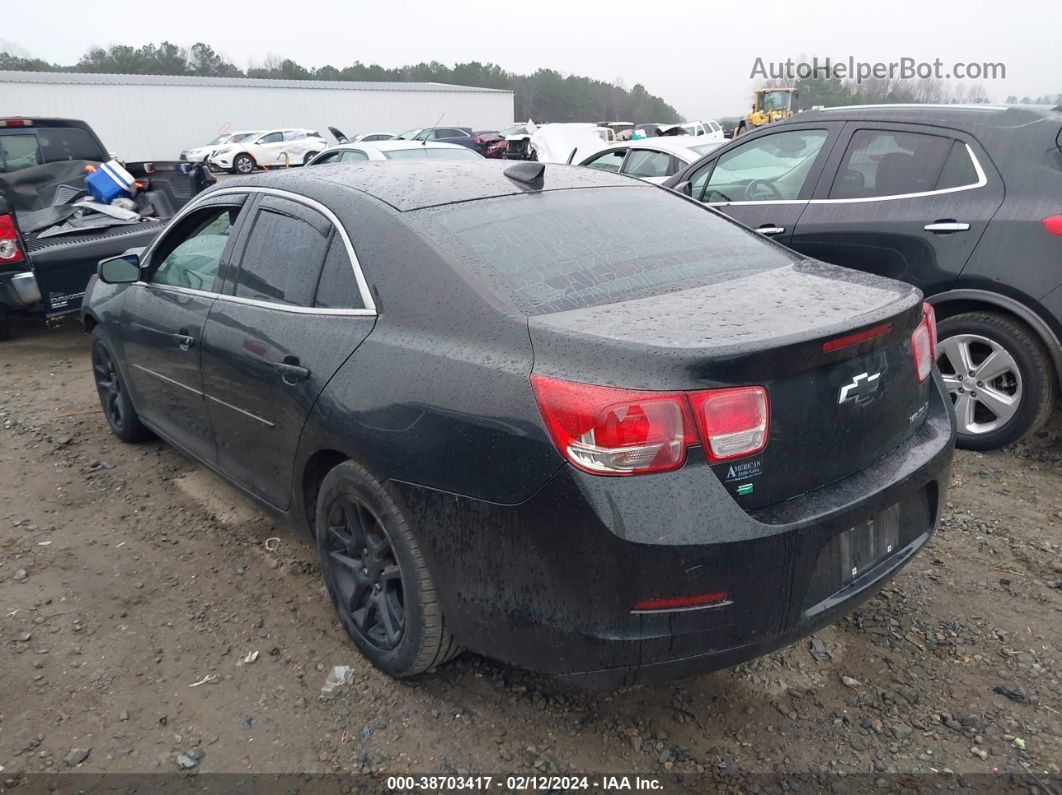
[
  {"x1": 924, "y1": 221, "x2": 971, "y2": 233},
  {"x1": 756, "y1": 225, "x2": 786, "y2": 236},
  {"x1": 274, "y1": 358, "x2": 310, "y2": 385},
  {"x1": 171, "y1": 330, "x2": 195, "y2": 351}
]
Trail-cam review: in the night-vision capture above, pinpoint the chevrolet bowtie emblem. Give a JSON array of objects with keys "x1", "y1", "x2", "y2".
[{"x1": 838, "y1": 371, "x2": 881, "y2": 405}]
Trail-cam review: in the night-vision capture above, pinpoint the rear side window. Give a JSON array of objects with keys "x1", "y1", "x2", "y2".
[
  {"x1": 624, "y1": 150, "x2": 672, "y2": 179},
  {"x1": 830, "y1": 130, "x2": 951, "y2": 199},
  {"x1": 583, "y1": 149, "x2": 626, "y2": 173},
  {"x1": 313, "y1": 237, "x2": 364, "y2": 310},
  {"x1": 235, "y1": 209, "x2": 330, "y2": 307},
  {"x1": 935, "y1": 141, "x2": 980, "y2": 189},
  {"x1": 422, "y1": 187, "x2": 798, "y2": 314}
]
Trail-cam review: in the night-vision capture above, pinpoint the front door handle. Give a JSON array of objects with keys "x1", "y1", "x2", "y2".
[
  {"x1": 171, "y1": 330, "x2": 195, "y2": 351},
  {"x1": 924, "y1": 221, "x2": 971, "y2": 233},
  {"x1": 274, "y1": 357, "x2": 310, "y2": 385},
  {"x1": 756, "y1": 225, "x2": 786, "y2": 236}
]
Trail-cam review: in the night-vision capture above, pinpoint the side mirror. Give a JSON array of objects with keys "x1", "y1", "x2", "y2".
[
  {"x1": 98, "y1": 253, "x2": 141, "y2": 284},
  {"x1": 673, "y1": 181, "x2": 692, "y2": 196}
]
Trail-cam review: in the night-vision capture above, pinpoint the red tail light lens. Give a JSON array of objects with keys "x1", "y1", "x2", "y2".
[
  {"x1": 911, "y1": 302, "x2": 937, "y2": 381},
  {"x1": 530, "y1": 375, "x2": 694, "y2": 475},
  {"x1": 0, "y1": 214, "x2": 24, "y2": 264},
  {"x1": 687, "y1": 387, "x2": 769, "y2": 462},
  {"x1": 1043, "y1": 215, "x2": 1062, "y2": 236},
  {"x1": 472, "y1": 137, "x2": 483, "y2": 144}
]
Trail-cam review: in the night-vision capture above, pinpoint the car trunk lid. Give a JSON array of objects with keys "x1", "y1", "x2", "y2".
[{"x1": 528, "y1": 260, "x2": 931, "y2": 509}]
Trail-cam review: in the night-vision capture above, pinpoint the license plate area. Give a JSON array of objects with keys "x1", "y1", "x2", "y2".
[
  {"x1": 838, "y1": 502, "x2": 900, "y2": 585},
  {"x1": 802, "y1": 501, "x2": 905, "y2": 611}
]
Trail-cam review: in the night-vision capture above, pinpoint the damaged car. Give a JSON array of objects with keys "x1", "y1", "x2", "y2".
[
  {"x1": 180, "y1": 130, "x2": 261, "y2": 164},
  {"x1": 0, "y1": 117, "x2": 213, "y2": 339},
  {"x1": 83, "y1": 160, "x2": 954, "y2": 687}
]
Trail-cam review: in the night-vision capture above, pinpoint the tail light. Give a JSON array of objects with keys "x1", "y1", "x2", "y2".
[
  {"x1": 910, "y1": 302, "x2": 937, "y2": 381},
  {"x1": 530, "y1": 375, "x2": 694, "y2": 475},
  {"x1": 0, "y1": 214, "x2": 24, "y2": 264},
  {"x1": 688, "y1": 387, "x2": 769, "y2": 462},
  {"x1": 530, "y1": 375, "x2": 770, "y2": 475},
  {"x1": 1042, "y1": 215, "x2": 1062, "y2": 236},
  {"x1": 0, "y1": 119, "x2": 31, "y2": 128},
  {"x1": 472, "y1": 136, "x2": 483, "y2": 144}
]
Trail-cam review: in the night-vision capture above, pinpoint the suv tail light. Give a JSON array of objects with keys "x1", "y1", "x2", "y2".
[
  {"x1": 688, "y1": 387, "x2": 769, "y2": 462},
  {"x1": 1042, "y1": 215, "x2": 1062, "y2": 236},
  {"x1": 0, "y1": 214, "x2": 24, "y2": 264},
  {"x1": 531, "y1": 376, "x2": 771, "y2": 475},
  {"x1": 911, "y1": 302, "x2": 937, "y2": 382},
  {"x1": 530, "y1": 375, "x2": 694, "y2": 475}
]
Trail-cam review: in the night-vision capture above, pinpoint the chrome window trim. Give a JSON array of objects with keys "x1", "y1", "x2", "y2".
[
  {"x1": 140, "y1": 185, "x2": 377, "y2": 314},
  {"x1": 216, "y1": 293, "x2": 375, "y2": 316},
  {"x1": 706, "y1": 144, "x2": 987, "y2": 207}
]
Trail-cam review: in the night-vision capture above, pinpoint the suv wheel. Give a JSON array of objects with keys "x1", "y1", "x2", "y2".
[
  {"x1": 232, "y1": 154, "x2": 255, "y2": 175},
  {"x1": 936, "y1": 311, "x2": 1055, "y2": 450},
  {"x1": 315, "y1": 460, "x2": 460, "y2": 677},
  {"x1": 303, "y1": 151, "x2": 318, "y2": 165},
  {"x1": 91, "y1": 331, "x2": 153, "y2": 443}
]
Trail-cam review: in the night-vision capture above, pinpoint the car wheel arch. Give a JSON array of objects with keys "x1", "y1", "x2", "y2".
[
  {"x1": 928, "y1": 288, "x2": 1062, "y2": 391},
  {"x1": 299, "y1": 449, "x2": 353, "y2": 536}
]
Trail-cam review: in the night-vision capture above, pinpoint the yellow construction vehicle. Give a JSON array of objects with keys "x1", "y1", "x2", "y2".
[{"x1": 734, "y1": 88, "x2": 798, "y2": 137}]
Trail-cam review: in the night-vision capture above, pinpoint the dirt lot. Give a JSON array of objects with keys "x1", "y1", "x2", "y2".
[{"x1": 1, "y1": 322, "x2": 1060, "y2": 790}]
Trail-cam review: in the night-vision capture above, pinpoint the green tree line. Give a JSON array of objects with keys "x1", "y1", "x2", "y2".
[{"x1": 0, "y1": 42, "x2": 683, "y2": 124}]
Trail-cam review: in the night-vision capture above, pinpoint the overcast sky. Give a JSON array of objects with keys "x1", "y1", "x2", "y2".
[{"x1": 7, "y1": 0, "x2": 1058, "y2": 120}]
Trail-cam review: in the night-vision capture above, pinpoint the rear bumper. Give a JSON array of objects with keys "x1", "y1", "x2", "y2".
[
  {"x1": 0, "y1": 271, "x2": 42, "y2": 308},
  {"x1": 394, "y1": 375, "x2": 955, "y2": 687}
]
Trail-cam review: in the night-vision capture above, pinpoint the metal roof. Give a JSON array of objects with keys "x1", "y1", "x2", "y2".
[
  {"x1": 793, "y1": 103, "x2": 1061, "y2": 131},
  {"x1": 0, "y1": 70, "x2": 512, "y2": 94},
  {"x1": 217, "y1": 159, "x2": 644, "y2": 212}
]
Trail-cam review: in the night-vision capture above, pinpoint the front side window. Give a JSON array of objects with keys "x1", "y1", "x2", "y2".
[
  {"x1": 257, "y1": 132, "x2": 283, "y2": 144},
  {"x1": 623, "y1": 149, "x2": 672, "y2": 179},
  {"x1": 311, "y1": 151, "x2": 343, "y2": 165},
  {"x1": 151, "y1": 206, "x2": 238, "y2": 291},
  {"x1": 703, "y1": 129, "x2": 828, "y2": 202},
  {"x1": 583, "y1": 149, "x2": 626, "y2": 173},
  {"x1": 830, "y1": 129, "x2": 951, "y2": 199},
  {"x1": 340, "y1": 150, "x2": 369, "y2": 162},
  {"x1": 234, "y1": 209, "x2": 331, "y2": 307}
]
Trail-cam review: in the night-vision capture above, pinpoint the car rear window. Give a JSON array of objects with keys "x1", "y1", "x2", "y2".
[
  {"x1": 0, "y1": 126, "x2": 106, "y2": 172},
  {"x1": 421, "y1": 187, "x2": 798, "y2": 314}
]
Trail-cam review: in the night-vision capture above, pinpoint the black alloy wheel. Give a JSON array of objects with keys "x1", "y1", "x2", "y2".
[
  {"x1": 322, "y1": 496, "x2": 405, "y2": 651},
  {"x1": 315, "y1": 460, "x2": 460, "y2": 677},
  {"x1": 91, "y1": 332, "x2": 152, "y2": 443}
]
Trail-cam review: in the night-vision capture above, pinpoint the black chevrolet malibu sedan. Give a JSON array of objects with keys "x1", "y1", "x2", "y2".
[{"x1": 82, "y1": 161, "x2": 955, "y2": 687}]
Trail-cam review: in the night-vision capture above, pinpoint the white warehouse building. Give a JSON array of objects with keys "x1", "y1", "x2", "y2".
[{"x1": 0, "y1": 71, "x2": 515, "y2": 160}]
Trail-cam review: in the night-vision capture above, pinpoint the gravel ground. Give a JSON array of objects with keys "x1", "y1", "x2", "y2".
[{"x1": 1, "y1": 323, "x2": 1060, "y2": 790}]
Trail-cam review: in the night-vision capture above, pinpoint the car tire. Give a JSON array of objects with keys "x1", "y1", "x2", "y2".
[
  {"x1": 315, "y1": 460, "x2": 460, "y2": 677},
  {"x1": 0, "y1": 305, "x2": 10, "y2": 341},
  {"x1": 936, "y1": 311, "x2": 1056, "y2": 450},
  {"x1": 91, "y1": 330, "x2": 154, "y2": 443},
  {"x1": 303, "y1": 151, "x2": 318, "y2": 165},
  {"x1": 232, "y1": 154, "x2": 255, "y2": 175}
]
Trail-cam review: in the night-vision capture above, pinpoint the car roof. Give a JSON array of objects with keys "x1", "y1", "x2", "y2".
[
  {"x1": 788, "y1": 103, "x2": 1062, "y2": 132},
  {"x1": 328, "y1": 140, "x2": 469, "y2": 153},
  {"x1": 220, "y1": 159, "x2": 644, "y2": 212},
  {"x1": 591, "y1": 137, "x2": 712, "y2": 156}
]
